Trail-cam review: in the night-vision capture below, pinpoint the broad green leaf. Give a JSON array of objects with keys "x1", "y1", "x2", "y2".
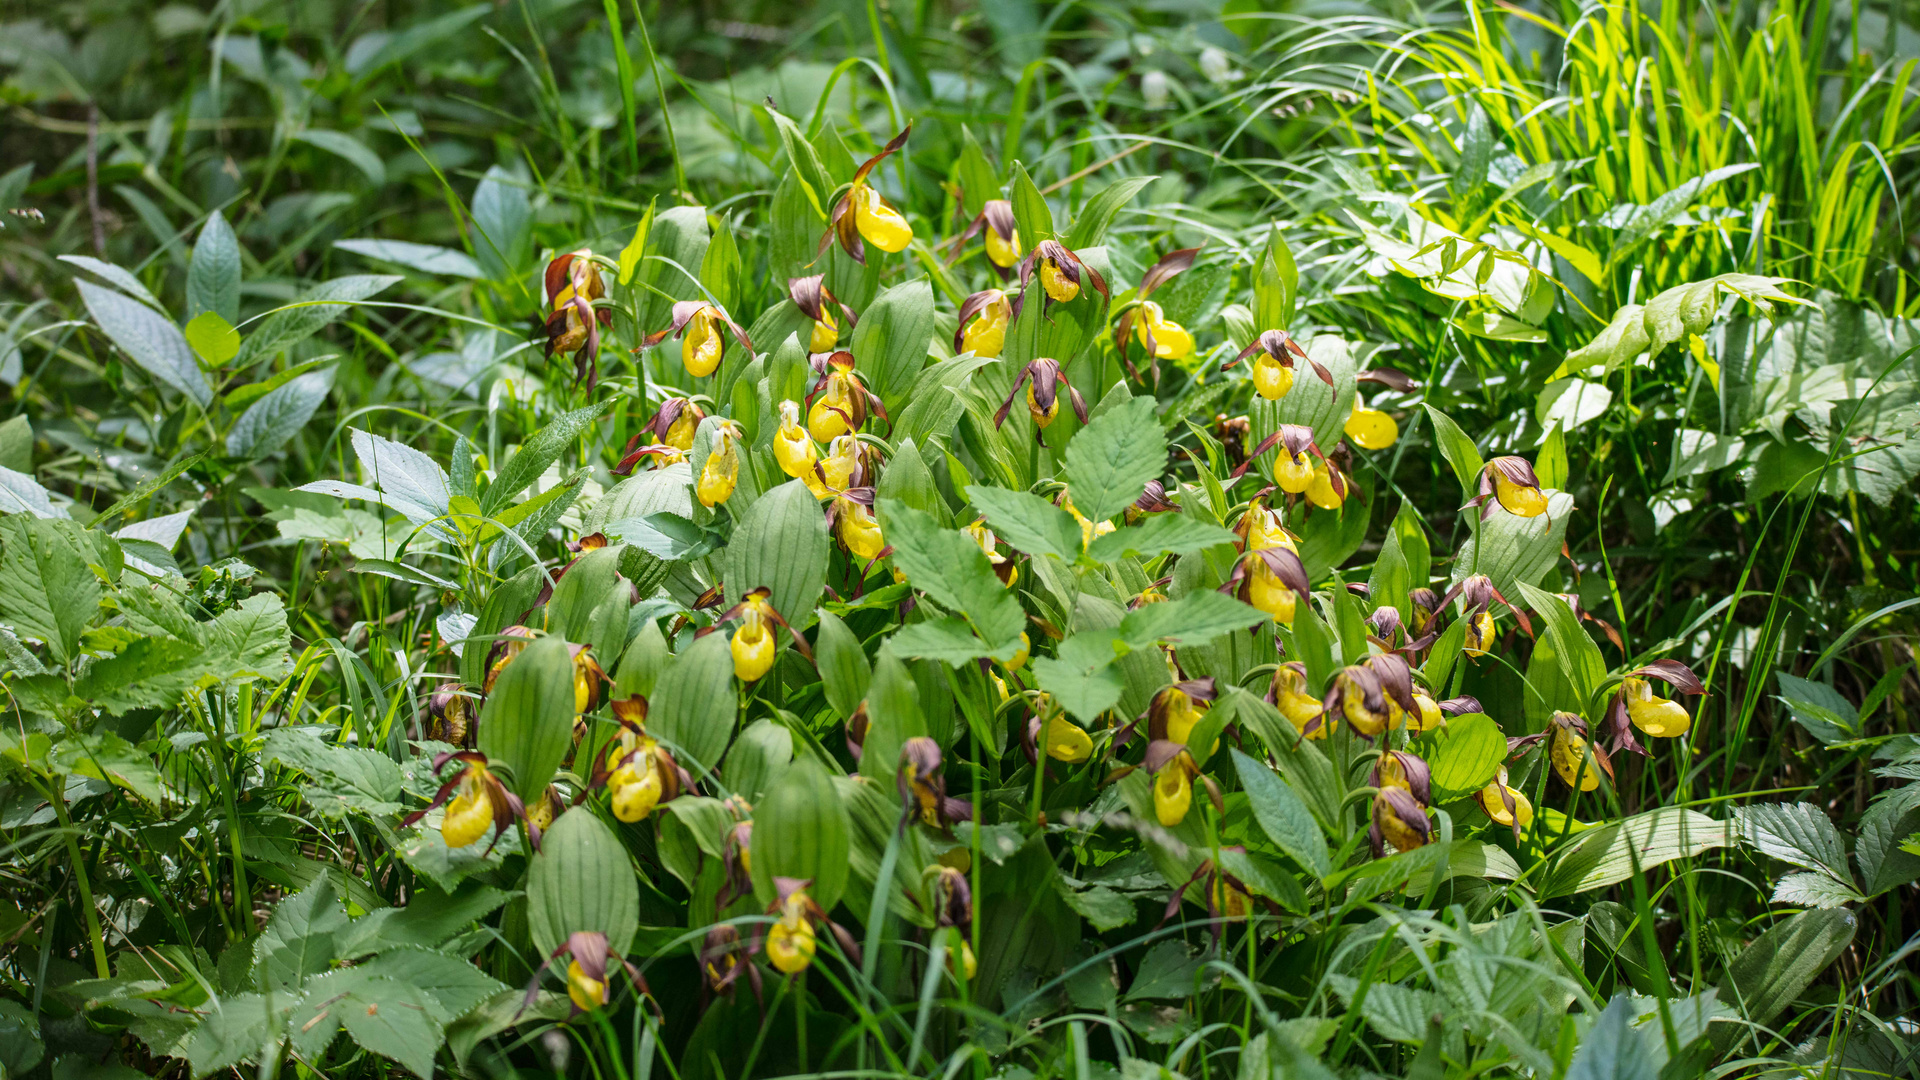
[
  {"x1": 293, "y1": 129, "x2": 386, "y2": 185},
  {"x1": 334, "y1": 238, "x2": 483, "y2": 279},
  {"x1": 875, "y1": 438, "x2": 947, "y2": 528},
  {"x1": 1712, "y1": 908, "x2": 1855, "y2": 1051},
  {"x1": 966, "y1": 484, "x2": 1080, "y2": 560},
  {"x1": 815, "y1": 610, "x2": 872, "y2": 717},
  {"x1": 77, "y1": 280, "x2": 211, "y2": 406},
  {"x1": 1453, "y1": 491, "x2": 1575, "y2": 598},
  {"x1": 631, "y1": 206, "x2": 711, "y2": 348},
  {"x1": 1538, "y1": 808, "x2": 1734, "y2": 898},
  {"x1": 724, "y1": 719, "x2": 792, "y2": 806},
  {"x1": 60, "y1": 254, "x2": 164, "y2": 311},
  {"x1": 1008, "y1": 160, "x2": 1054, "y2": 246},
  {"x1": 470, "y1": 165, "x2": 532, "y2": 282},
  {"x1": 858, "y1": 647, "x2": 926, "y2": 784},
  {"x1": 650, "y1": 633, "x2": 737, "y2": 777},
  {"x1": 1033, "y1": 630, "x2": 1126, "y2": 723},
  {"x1": 1063, "y1": 174, "x2": 1156, "y2": 250},
  {"x1": 1564, "y1": 995, "x2": 1664, "y2": 1080},
  {"x1": 1231, "y1": 748, "x2": 1330, "y2": 877},
  {"x1": 749, "y1": 755, "x2": 851, "y2": 910},
  {"x1": 475, "y1": 635, "x2": 575, "y2": 802},
  {"x1": 1368, "y1": 522, "x2": 1412, "y2": 618},
  {"x1": 334, "y1": 975, "x2": 443, "y2": 1078},
  {"x1": 1086, "y1": 513, "x2": 1238, "y2": 562},
  {"x1": 253, "y1": 873, "x2": 347, "y2": 992},
  {"x1": 853, "y1": 275, "x2": 936, "y2": 410},
  {"x1": 1252, "y1": 225, "x2": 1298, "y2": 333},
  {"x1": 1063, "y1": 396, "x2": 1164, "y2": 525},
  {"x1": 1425, "y1": 712, "x2": 1505, "y2": 802},
  {"x1": 699, "y1": 222, "x2": 742, "y2": 313},
  {"x1": 236, "y1": 275, "x2": 400, "y2": 367},
  {"x1": 0, "y1": 515, "x2": 111, "y2": 665},
  {"x1": 49, "y1": 732, "x2": 168, "y2": 804},
  {"x1": 880, "y1": 501, "x2": 1023, "y2": 648},
  {"x1": 727, "y1": 479, "x2": 828, "y2": 631},
  {"x1": 764, "y1": 107, "x2": 834, "y2": 220},
  {"x1": 226, "y1": 369, "x2": 334, "y2": 460},
  {"x1": 1536, "y1": 421, "x2": 1569, "y2": 490},
  {"x1": 264, "y1": 727, "x2": 404, "y2": 818},
  {"x1": 355, "y1": 946, "x2": 507, "y2": 1024},
  {"x1": 890, "y1": 616, "x2": 1011, "y2": 665},
  {"x1": 528, "y1": 808, "x2": 640, "y2": 957},
  {"x1": 1536, "y1": 377, "x2": 1613, "y2": 433},
  {"x1": 482, "y1": 404, "x2": 602, "y2": 515},
  {"x1": 1516, "y1": 582, "x2": 1607, "y2": 706},
  {"x1": 1119, "y1": 590, "x2": 1268, "y2": 647},
  {"x1": 954, "y1": 126, "x2": 999, "y2": 219},
  {"x1": 1423, "y1": 403, "x2": 1485, "y2": 499},
  {"x1": 187, "y1": 210, "x2": 241, "y2": 323},
  {"x1": 0, "y1": 415, "x2": 29, "y2": 473}
]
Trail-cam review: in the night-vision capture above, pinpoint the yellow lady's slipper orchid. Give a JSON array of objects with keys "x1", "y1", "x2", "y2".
[
  {"x1": 1061, "y1": 494, "x2": 1116, "y2": 549},
  {"x1": 1476, "y1": 766, "x2": 1533, "y2": 827},
  {"x1": 1272, "y1": 665, "x2": 1327, "y2": 738},
  {"x1": 1007, "y1": 631, "x2": 1030, "y2": 671},
  {"x1": 1463, "y1": 611, "x2": 1496, "y2": 657},
  {"x1": 767, "y1": 891, "x2": 819, "y2": 974},
  {"x1": 1153, "y1": 753, "x2": 1197, "y2": 827},
  {"x1": 1305, "y1": 463, "x2": 1344, "y2": 509},
  {"x1": 697, "y1": 423, "x2": 741, "y2": 507},
  {"x1": 818, "y1": 435, "x2": 862, "y2": 494},
  {"x1": 809, "y1": 302, "x2": 839, "y2": 353},
  {"x1": 731, "y1": 600, "x2": 777, "y2": 683},
  {"x1": 1344, "y1": 397, "x2": 1398, "y2": 450},
  {"x1": 1132, "y1": 301, "x2": 1194, "y2": 361},
  {"x1": 1247, "y1": 560, "x2": 1298, "y2": 623},
  {"x1": 836, "y1": 498, "x2": 886, "y2": 561},
  {"x1": 853, "y1": 185, "x2": 913, "y2": 253},
  {"x1": 1479, "y1": 456, "x2": 1549, "y2": 518},
  {"x1": 1039, "y1": 260, "x2": 1080, "y2": 302},
  {"x1": 1623, "y1": 676, "x2": 1691, "y2": 738},
  {"x1": 985, "y1": 227, "x2": 1020, "y2": 268},
  {"x1": 1253, "y1": 352, "x2": 1295, "y2": 400},
  {"x1": 1044, "y1": 714, "x2": 1093, "y2": 763},
  {"x1": 774, "y1": 401, "x2": 823, "y2": 493},
  {"x1": 1409, "y1": 692, "x2": 1445, "y2": 732},
  {"x1": 609, "y1": 756, "x2": 666, "y2": 822},
  {"x1": 442, "y1": 783, "x2": 495, "y2": 849},
  {"x1": 805, "y1": 352, "x2": 881, "y2": 444},
  {"x1": 1549, "y1": 713, "x2": 1602, "y2": 792},
  {"x1": 567, "y1": 959, "x2": 607, "y2": 1011},
  {"x1": 1371, "y1": 787, "x2": 1431, "y2": 853},
  {"x1": 957, "y1": 290, "x2": 1012, "y2": 358},
  {"x1": 683, "y1": 308, "x2": 723, "y2": 377},
  {"x1": 1276, "y1": 448, "x2": 1314, "y2": 493},
  {"x1": 571, "y1": 645, "x2": 604, "y2": 716}
]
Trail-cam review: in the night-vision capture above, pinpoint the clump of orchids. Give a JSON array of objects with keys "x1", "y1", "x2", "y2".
[{"x1": 1112, "y1": 247, "x2": 1201, "y2": 376}]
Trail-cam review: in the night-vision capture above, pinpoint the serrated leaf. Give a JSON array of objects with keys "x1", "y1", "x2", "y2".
[
  {"x1": 482, "y1": 404, "x2": 601, "y2": 515},
  {"x1": 966, "y1": 484, "x2": 1080, "y2": 560},
  {"x1": 1734, "y1": 802, "x2": 1853, "y2": 882},
  {"x1": 1033, "y1": 630, "x2": 1126, "y2": 723},
  {"x1": 1231, "y1": 748, "x2": 1330, "y2": 877},
  {"x1": 77, "y1": 280, "x2": 211, "y2": 406},
  {"x1": 881, "y1": 500, "x2": 1024, "y2": 647},
  {"x1": 1086, "y1": 513, "x2": 1237, "y2": 562},
  {"x1": 1063, "y1": 396, "x2": 1164, "y2": 525},
  {"x1": 1119, "y1": 590, "x2": 1268, "y2": 647},
  {"x1": 226, "y1": 369, "x2": 334, "y2": 460}
]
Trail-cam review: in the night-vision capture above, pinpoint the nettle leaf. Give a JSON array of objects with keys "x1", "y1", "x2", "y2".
[
  {"x1": 890, "y1": 616, "x2": 1014, "y2": 665},
  {"x1": 1231, "y1": 748, "x2": 1330, "y2": 878},
  {"x1": 77, "y1": 280, "x2": 212, "y2": 407},
  {"x1": 1734, "y1": 802, "x2": 1853, "y2": 882},
  {"x1": 1086, "y1": 513, "x2": 1237, "y2": 562},
  {"x1": 880, "y1": 500, "x2": 1024, "y2": 648},
  {"x1": 482, "y1": 404, "x2": 601, "y2": 515},
  {"x1": 1119, "y1": 590, "x2": 1267, "y2": 647},
  {"x1": 0, "y1": 514, "x2": 111, "y2": 665},
  {"x1": 1712, "y1": 908, "x2": 1856, "y2": 1052},
  {"x1": 188, "y1": 209, "x2": 242, "y2": 324},
  {"x1": 237, "y1": 275, "x2": 400, "y2": 366},
  {"x1": 253, "y1": 873, "x2": 348, "y2": 993},
  {"x1": 264, "y1": 726, "x2": 405, "y2": 818},
  {"x1": 1033, "y1": 629, "x2": 1126, "y2": 723},
  {"x1": 1063, "y1": 396, "x2": 1165, "y2": 525},
  {"x1": 966, "y1": 484, "x2": 1080, "y2": 561}
]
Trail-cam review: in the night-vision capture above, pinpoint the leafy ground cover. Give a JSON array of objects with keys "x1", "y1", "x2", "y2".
[{"x1": 1, "y1": 0, "x2": 1919, "y2": 1077}]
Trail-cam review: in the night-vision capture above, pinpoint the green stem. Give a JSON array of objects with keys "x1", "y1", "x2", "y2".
[{"x1": 51, "y1": 793, "x2": 110, "y2": 977}]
